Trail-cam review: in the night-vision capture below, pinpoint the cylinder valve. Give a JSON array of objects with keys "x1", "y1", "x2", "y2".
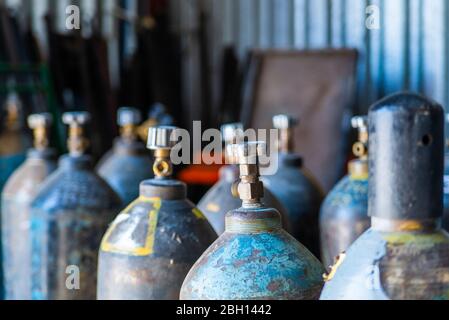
[
  {"x1": 147, "y1": 126, "x2": 179, "y2": 178},
  {"x1": 62, "y1": 111, "x2": 91, "y2": 156},
  {"x1": 118, "y1": 107, "x2": 141, "y2": 141},
  {"x1": 28, "y1": 113, "x2": 52, "y2": 151}
]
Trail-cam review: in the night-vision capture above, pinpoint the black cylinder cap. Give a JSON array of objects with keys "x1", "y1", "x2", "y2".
[{"x1": 368, "y1": 92, "x2": 444, "y2": 220}]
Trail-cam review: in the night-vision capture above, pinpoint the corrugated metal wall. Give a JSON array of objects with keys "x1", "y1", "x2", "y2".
[
  {"x1": 4, "y1": 0, "x2": 449, "y2": 116},
  {"x1": 171, "y1": 0, "x2": 449, "y2": 115}
]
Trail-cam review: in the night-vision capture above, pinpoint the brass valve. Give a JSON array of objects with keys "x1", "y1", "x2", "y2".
[
  {"x1": 351, "y1": 116, "x2": 368, "y2": 160},
  {"x1": 230, "y1": 141, "x2": 266, "y2": 207},
  {"x1": 62, "y1": 111, "x2": 91, "y2": 156},
  {"x1": 221, "y1": 122, "x2": 244, "y2": 164},
  {"x1": 28, "y1": 113, "x2": 52, "y2": 150},
  {"x1": 273, "y1": 114, "x2": 298, "y2": 153},
  {"x1": 147, "y1": 126, "x2": 179, "y2": 178},
  {"x1": 4, "y1": 92, "x2": 22, "y2": 130},
  {"x1": 118, "y1": 107, "x2": 141, "y2": 141}
]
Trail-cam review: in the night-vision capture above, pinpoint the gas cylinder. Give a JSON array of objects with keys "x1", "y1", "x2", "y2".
[
  {"x1": 0, "y1": 91, "x2": 30, "y2": 298},
  {"x1": 180, "y1": 141, "x2": 325, "y2": 300},
  {"x1": 29, "y1": 112, "x2": 121, "y2": 300},
  {"x1": 319, "y1": 116, "x2": 370, "y2": 268},
  {"x1": 1, "y1": 113, "x2": 57, "y2": 300},
  {"x1": 443, "y1": 114, "x2": 449, "y2": 231},
  {"x1": 97, "y1": 126, "x2": 217, "y2": 300},
  {"x1": 97, "y1": 107, "x2": 153, "y2": 205},
  {"x1": 321, "y1": 92, "x2": 449, "y2": 300},
  {"x1": 0, "y1": 91, "x2": 30, "y2": 190},
  {"x1": 262, "y1": 115, "x2": 323, "y2": 256},
  {"x1": 198, "y1": 123, "x2": 290, "y2": 234}
]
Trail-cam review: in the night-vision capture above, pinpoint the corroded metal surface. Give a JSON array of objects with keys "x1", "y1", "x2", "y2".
[
  {"x1": 319, "y1": 175, "x2": 369, "y2": 268},
  {"x1": 198, "y1": 165, "x2": 291, "y2": 234},
  {"x1": 97, "y1": 180, "x2": 217, "y2": 300},
  {"x1": 181, "y1": 141, "x2": 324, "y2": 300},
  {"x1": 180, "y1": 207, "x2": 325, "y2": 300},
  {"x1": 30, "y1": 155, "x2": 121, "y2": 300},
  {"x1": 97, "y1": 138, "x2": 153, "y2": 205},
  {"x1": 263, "y1": 153, "x2": 323, "y2": 257},
  {"x1": 443, "y1": 154, "x2": 449, "y2": 231},
  {"x1": 320, "y1": 228, "x2": 449, "y2": 300},
  {"x1": 1, "y1": 149, "x2": 57, "y2": 300}
]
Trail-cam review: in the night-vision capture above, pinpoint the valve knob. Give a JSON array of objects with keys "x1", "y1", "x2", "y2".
[
  {"x1": 28, "y1": 112, "x2": 53, "y2": 129},
  {"x1": 118, "y1": 107, "x2": 141, "y2": 126},
  {"x1": 351, "y1": 116, "x2": 368, "y2": 131},
  {"x1": 147, "y1": 126, "x2": 179, "y2": 150},
  {"x1": 221, "y1": 123, "x2": 244, "y2": 144},
  {"x1": 232, "y1": 141, "x2": 267, "y2": 165},
  {"x1": 62, "y1": 111, "x2": 91, "y2": 126},
  {"x1": 273, "y1": 114, "x2": 298, "y2": 129}
]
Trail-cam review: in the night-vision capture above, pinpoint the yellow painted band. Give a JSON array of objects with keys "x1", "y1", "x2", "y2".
[
  {"x1": 192, "y1": 208, "x2": 206, "y2": 219},
  {"x1": 100, "y1": 197, "x2": 161, "y2": 256}
]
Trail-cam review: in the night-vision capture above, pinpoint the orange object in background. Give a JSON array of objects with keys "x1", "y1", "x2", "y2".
[{"x1": 178, "y1": 151, "x2": 223, "y2": 186}]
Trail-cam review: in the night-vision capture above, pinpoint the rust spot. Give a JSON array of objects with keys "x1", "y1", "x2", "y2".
[{"x1": 267, "y1": 280, "x2": 282, "y2": 292}]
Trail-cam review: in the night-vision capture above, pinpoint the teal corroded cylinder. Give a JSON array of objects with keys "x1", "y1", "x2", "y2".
[
  {"x1": 2, "y1": 113, "x2": 57, "y2": 300},
  {"x1": 181, "y1": 142, "x2": 325, "y2": 300},
  {"x1": 319, "y1": 116, "x2": 370, "y2": 268},
  {"x1": 29, "y1": 112, "x2": 121, "y2": 300},
  {"x1": 0, "y1": 91, "x2": 30, "y2": 299},
  {"x1": 198, "y1": 123, "x2": 290, "y2": 235},
  {"x1": 321, "y1": 92, "x2": 449, "y2": 300},
  {"x1": 97, "y1": 107, "x2": 153, "y2": 205},
  {"x1": 97, "y1": 126, "x2": 217, "y2": 300},
  {"x1": 262, "y1": 115, "x2": 323, "y2": 257},
  {"x1": 443, "y1": 114, "x2": 449, "y2": 231}
]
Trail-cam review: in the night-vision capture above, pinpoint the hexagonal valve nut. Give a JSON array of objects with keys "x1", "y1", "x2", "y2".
[
  {"x1": 273, "y1": 114, "x2": 298, "y2": 129},
  {"x1": 147, "y1": 126, "x2": 179, "y2": 150},
  {"x1": 28, "y1": 112, "x2": 53, "y2": 129},
  {"x1": 118, "y1": 107, "x2": 142, "y2": 126},
  {"x1": 62, "y1": 111, "x2": 91, "y2": 126}
]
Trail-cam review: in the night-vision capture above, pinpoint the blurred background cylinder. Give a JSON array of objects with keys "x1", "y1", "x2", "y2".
[
  {"x1": 29, "y1": 112, "x2": 121, "y2": 300},
  {"x1": 97, "y1": 107, "x2": 153, "y2": 205},
  {"x1": 1, "y1": 113, "x2": 56, "y2": 300},
  {"x1": 319, "y1": 116, "x2": 370, "y2": 268},
  {"x1": 97, "y1": 126, "x2": 216, "y2": 300}
]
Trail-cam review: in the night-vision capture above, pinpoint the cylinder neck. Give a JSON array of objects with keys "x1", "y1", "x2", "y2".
[
  {"x1": 372, "y1": 217, "x2": 441, "y2": 233},
  {"x1": 278, "y1": 127, "x2": 294, "y2": 154},
  {"x1": 225, "y1": 207, "x2": 282, "y2": 233},
  {"x1": 120, "y1": 123, "x2": 138, "y2": 142},
  {"x1": 140, "y1": 178, "x2": 186, "y2": 200},
  {"x1": 67, "y1": 124, "x2": 89, "y2": 156}
]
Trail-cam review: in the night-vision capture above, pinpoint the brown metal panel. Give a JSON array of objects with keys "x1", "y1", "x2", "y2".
[{"x1": 241, "y1": 49, "x2": 358, "y2": 192}]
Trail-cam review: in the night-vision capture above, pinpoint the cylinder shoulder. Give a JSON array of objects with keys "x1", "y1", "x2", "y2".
[
  {"x1": 321, "y1": 176, "x2": 368, "y2": 215},
  {"x1": 181, "y1": 230, "x2": 324, "y2": 300},
  {"x1": 100, "y1": 197, "x2": 217, "y2": 261},
  {"x1": 321, "y1": 228, "x2": 449, "y2": 300},
  {"x1": 31, "y1": 167, "x2": 122, "y2": 211}
]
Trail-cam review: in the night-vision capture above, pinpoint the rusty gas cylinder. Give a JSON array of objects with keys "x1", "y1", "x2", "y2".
[
  {"x1": 321, "y1": 92, "x2": 449, "y2": 300},
  {"x1": 319, "y1": 116, "x2": 370, "y2": 268},
  {"x1": 1, "y1": 113, "x2": 57, "y2": 300},
  {"x1": 198, "y1": 123, "x2": 290, "y2": 234},
  {"x1": 443, "y1": 114, "x2": 449, "y2": 231},
  {"x1": 97, "y1": 126, "x2": 217, "y2": 300},
  {"x1": 97, "y1": 107, "x2": 153, "y2": 205},
  {"x1": 0, "y1": 91, "x2": 31, "y2": 298},
  {"x1": 262, "y1": 115, "x2": 323, "y2": 256},
  {"x1": 181, "y1": 141, "x2": 325, "y2": 300},
  {"x1": 29, "y1": 112, "x2": 121, "y2": 300}
]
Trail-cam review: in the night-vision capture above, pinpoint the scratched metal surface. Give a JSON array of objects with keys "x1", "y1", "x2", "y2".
[
  {"x1": 262, "y1": 153, "x2": 323, "y2": 257},
  {"x1": 198, "y1": 164, "x2": 291, "y2": 234},
  {"x1": 1, "y1": 150, "x2": 57, "y2": 300},
  {"x1": 180, "y1": 207, "x2": 325, "y2": 300},
  {"x1": 97, "y1": 182, "x2": 217, "y2": 300},
  {"x1": 319, "y1": 174, "x2": 369, "y2": 268},
  {"x1": 29, "y1": 155, "x2": 121, "y2": 300},
  {"x1": 97, "y1": 139, "x2": 153, "y2": 206},
  {"x1": 320, "y1": 228, "x2": 449, "y2": 300}
]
